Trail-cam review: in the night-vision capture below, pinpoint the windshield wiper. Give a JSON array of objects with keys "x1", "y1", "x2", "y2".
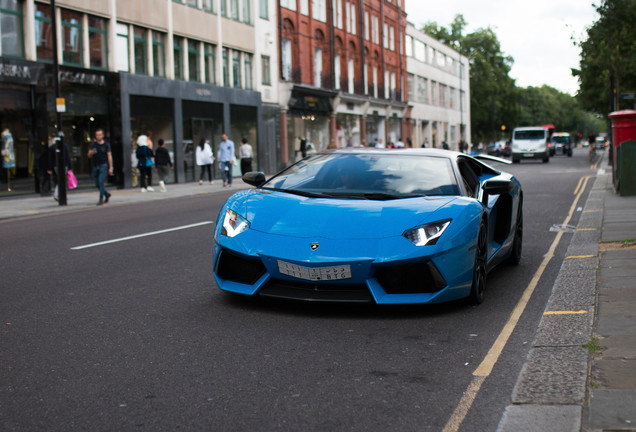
[{"x1": 261, "y1": 187, "x2": 326, "y2": 198}]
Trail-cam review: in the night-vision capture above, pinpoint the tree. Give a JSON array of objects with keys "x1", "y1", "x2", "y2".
[
  {"x1": 576, "y1": 0, "x2": 636, "y2": 115},
  {"x1": 422, "y1": 16, "x2": 518, "y2": 143}
]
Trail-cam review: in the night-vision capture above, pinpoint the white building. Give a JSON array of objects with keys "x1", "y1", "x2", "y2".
[{"x1": 405, "y1": 23, "x2": 470, "y2": 150}]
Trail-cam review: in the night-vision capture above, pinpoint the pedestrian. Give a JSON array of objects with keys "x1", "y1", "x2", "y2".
[
  {"x1": 87, "y1": 128, "x2": 113, "y2": 205},
  {"x1": 154, "y1": 138, "x2": 172, "y2": 192},
  {"x1": 239, "y1": 137, "x2": 254, "y2": 175},
  {"x1": 395, "y1": 137, "x2": 405, "y2": 148},
  {"x1": 196, "y1": 137, "x2": 214, "y2": 185},
  {"x1": 47, "y1": 137, "x2": 72, "y2": 202},
  {"x1": 218, "y1": 132, "x2": 235, "y2": 187},
  {"x1": 1, "y1": 128, "x2": 15, "y2": 192},
  {"x1": 135, "y1": 134, "x2": 154, "y2": 192},
  {"x1": 38, "y1": 140, "x2": 51, "y2": 196}
]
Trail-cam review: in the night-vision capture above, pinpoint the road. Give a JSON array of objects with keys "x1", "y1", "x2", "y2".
[{"x1": 0, "y1": 147, "x2": 600, "y2": 431}]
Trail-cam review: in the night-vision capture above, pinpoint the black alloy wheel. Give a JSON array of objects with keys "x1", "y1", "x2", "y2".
[{"x1": 469, "y1": 221, "x2": 487, "y2": 305}]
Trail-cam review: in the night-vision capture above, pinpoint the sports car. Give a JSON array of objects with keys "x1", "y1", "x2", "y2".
[{"x1": 213, "y1": 148, "x2": 523, "y2": 305}]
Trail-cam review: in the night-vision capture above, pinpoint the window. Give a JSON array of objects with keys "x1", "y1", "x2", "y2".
[
  {"x1": 333, "y1": 0, "x2": 343, "y2": 29},
  {"x1": 389, "y1": 25, "x2": 394, "y2": 51},
  {"x1": 407, "y1": 73, "x2": 414, "y2": 101},
  {"x1": 348, "y1": 58, "x2": 354, "y2": 93},
  {"x1": 223, "y1": 48, "x2": 231, "y2": 86},
  {"x1": 363, "y1": 63, "x2": 368, "y2": 95},
  {"x1": 281, "y1": 38, "x2": 292, "y2": 81},
  {"x1": 259, "y1": 0, "x2": 268, "y2": 19},
  {"x1": 152, "y1": 32, "x2": 165, "y2": 77},
  {"x1": 204, "y1": 43, "x2": 216, "y2": 84},
  {"x1": 384, "y1": 70, "x2": 389, "y2": 98},
  {"x1": 241, "y1": 0, "x2": 251, "y2": 23},
  {"x1": 314, "y1": 47, "x2": 322, "y2": 87},
  {"x1": 414, "y1": 40, "x2": 425, "y2": 61},
  {"x1": 188, "y1": 40, "x2": 199, "y2": 81},
  {"x1": 61, "y1": 9, "x2": 82, "y2": 65},
  {"x1": 300, "y1": 0, "x2": 308, "y2": 15},
  {"x1": 230, "y1": 0, "x2": 239, "y2": 20},
  {"x1": 35, "y1": 4, "x2": 53, "y2": 62},
  {"x1": 87, "y1": 16, "x2": 108, "y2": 69},
  {"x1": 364, "y1": 11, "x2": 369, "y2": 40},
  {"x1": 116, "y1": 23, "x2": 129, "y2": 71},
  {"x1": 405, "y1": 35, "x2": 412, "y2": 57},
  {"x1": 134, "y1": 27, "x2": 147, "y2": 75},
  {"x1": 184, "y1": 0, "x2": 197, "y2": 6},
  {"x1": 280, "y1": 0, "x2": 296, "y2": 11},
  {"x1": 312, "y1": 0, "x2": 326, "y2": 22},
  {"x1": 417, "y1": 76, "x2": 428, "y2": 103},
  {"x1": 346, "y1": 2, "x2": 355, "y2": 34},
  {"x1": 390, "y1": 71, "x2": 396, "y2": 99},
  {"x1": 202, "y1": 0, "x2": 214, "y2": 12},
  {"x1": 383, "y1": 22, "x2": 388, "y2": 48},
  {"x1": 371, "y1": 15, "x2": 379, "y2": 44},
  {"x1": 0, "y1": 0, "x2": 23, "y2": 58},
  {"x1": 244, "y1": 53, "x2": 252, "y2": 90},
  {"x1": 232, "y1": 50, "x2": 241, "y2": 88},
  {"x1": 334, "y1": 54, "x2": 340, "y2": 90},
  {"x1": 173, "y1": 36, "x2": 183, "y2": 79},
  {"x1": 220, "y1": 0, "x2": 226, "y2": 16},
  {"x1": 373, "y1": 65, "x2": 377, "y2": 98},
  {"x1": 261, "y1": 55, "x2": 270, "y2": 85}
]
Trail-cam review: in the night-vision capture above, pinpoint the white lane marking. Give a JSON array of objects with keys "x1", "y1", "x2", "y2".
[{"x1": 71, "y1": 221, "x2": 214, "y2": 250}]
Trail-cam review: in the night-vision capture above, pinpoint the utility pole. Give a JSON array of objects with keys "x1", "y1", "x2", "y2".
[{"x1": 51, "y1": 0, "x2": 67, "y2": 205}]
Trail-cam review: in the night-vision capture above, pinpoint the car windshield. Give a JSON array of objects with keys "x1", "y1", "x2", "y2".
[
  {"x1": 261, "y1": 153, "x2": 460, "y2": 199},
  {"x1": 552, "y1": 135, "x2": 570, "y2": 144},
  {"x1": 514, "y1": 130, "x2": 546, "y2": 140}
]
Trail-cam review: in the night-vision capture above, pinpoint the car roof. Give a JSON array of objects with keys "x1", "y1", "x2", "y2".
[
  {"x1": 327, "y1": 147, "x2": 459, "y2": 158},
  {"x1": 513, "y1": 126, "x2": 548, "y2": 131}
]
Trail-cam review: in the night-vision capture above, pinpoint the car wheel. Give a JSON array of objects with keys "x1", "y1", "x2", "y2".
[
  {"x1": 543, "y1": 154, "x2": 550, "y2": 163},
  {"x1": 507, "y1": 201, "x2": 523, "y2": 265},
  {"x1": 469, "y1": 221, "x2": 487, "y2": 305},
  {"x1": 567, "y1": 149, "x2": 573, "y2": 157},
  {"x1": 512, "y1": 157, "x2": 520, "y2": 164}
]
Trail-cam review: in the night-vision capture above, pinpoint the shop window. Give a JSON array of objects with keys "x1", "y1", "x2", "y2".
[
  {"x1": 61, "y1": 9, "x2": 82, "y2": 66},
  {"x1": 261, "y1": 55, "x2": 270, "y2": 85},
  {"x1": 0, "y1": 0, "x2": 24, "y2": 58},
  {"x1": 116, "y1": 23, "x2": 129, "y2": 71},
  {"x1": 204, "y1": 43, "x2": 216, "y2": 84},
  {"x1": 134, "y1": 27, "x2": 147, "y2": 75},
  {"x1": 35, "y1": 3, "x2": 53, "y2": 62},
  {"x1": 244, "y1": 53, "x2": 253, "y2": 90},
  {"x1": 222, "y1": 47, "x2": 229, "y2": 86},
  {"x1": 232, "y1": 50, "x2": 241, "y2": 88},
  {"x1": 259, "y1": 0, "x2": 268, "y2": 19},
  {"x1": 173, "y1": 36, "x2": 183, "y2": 79},
  {"x1": 152, "y1": 31, "x2": 166, "y2": 77},
  {"x1": 188, "y1": 40, "x2": 199, "y2": 81},
  {"x1": 88, "y1": 16, "x2": 107, "y2": 69}
]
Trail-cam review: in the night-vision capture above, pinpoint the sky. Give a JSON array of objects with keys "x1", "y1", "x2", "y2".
[{"x1": 405, "y1": 0, "x2": 599, "y2": 95}]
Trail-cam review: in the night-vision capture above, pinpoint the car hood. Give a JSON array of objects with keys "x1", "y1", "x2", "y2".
[{"x1": 241, "y1": 190, "x2": 459, "y2": 240}]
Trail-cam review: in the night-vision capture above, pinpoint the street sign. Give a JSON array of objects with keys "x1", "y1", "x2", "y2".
[
  {"x1": 56, "y1": 97, "x2": 66, "y2": 112},
  {"x1": 620, "y1": 93, "x2": 636, "y2": 100}
]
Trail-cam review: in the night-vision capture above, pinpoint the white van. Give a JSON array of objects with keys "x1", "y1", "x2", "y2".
[{"x1": 511, "y1": 126, "x2": 550, "y2": 163}]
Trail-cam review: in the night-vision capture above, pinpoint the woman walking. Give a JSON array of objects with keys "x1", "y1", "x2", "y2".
[{"x1": 196, "y1": 138, "x2": 214, "y2": 185}]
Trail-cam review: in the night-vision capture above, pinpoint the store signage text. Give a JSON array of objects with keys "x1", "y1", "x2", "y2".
[
  {"x1": 59, "y1": 71, "x2": 106, "y2": 87},
  {"x1": 0, "y1": 63, "x2": 31, "y2": 80}
]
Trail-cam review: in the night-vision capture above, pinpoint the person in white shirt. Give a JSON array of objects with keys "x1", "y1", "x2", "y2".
[
  {"x1": 196, "y1": 138, "x2": 214, "y2": 185},
  {"x1": 395, "y1": 138, "x2": 405, "y2": 148},
  {"x1": 239, "y1": 138, "x2": 254, "y2": 175}
]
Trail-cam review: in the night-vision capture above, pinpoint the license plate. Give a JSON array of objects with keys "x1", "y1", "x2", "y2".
[
  {"x1": 277, "y1": 260, "x2": 352, "y2": 281},
  {"x1": 523, "y1": 153, "x2": 534, "y2": 157}
]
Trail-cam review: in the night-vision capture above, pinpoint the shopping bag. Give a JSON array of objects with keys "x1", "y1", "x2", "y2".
[{"x1": 67, "y1": 170, "x2": 78, "y2": 190}]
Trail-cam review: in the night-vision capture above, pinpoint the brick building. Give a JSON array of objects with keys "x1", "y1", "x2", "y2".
[{"x1": 278, "y1": 0, "x2": 408, "y2": 164}]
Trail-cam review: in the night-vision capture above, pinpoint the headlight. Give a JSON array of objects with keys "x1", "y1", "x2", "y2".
[
  {"x1": 221, "y1": 209, "x2": 250, "y2": 237},
  {"x1": 403, "y1": 219, "x2": 451, "y2": 246}
]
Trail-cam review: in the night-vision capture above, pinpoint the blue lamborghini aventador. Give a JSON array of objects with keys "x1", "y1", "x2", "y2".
[{"x1": 213, "y1": 148, "x2": 523, "y2": 305}]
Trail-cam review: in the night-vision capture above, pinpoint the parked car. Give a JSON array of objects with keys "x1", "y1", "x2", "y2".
[
  {"x1": 511, "y1": 126, "x2": 550, "y2": 163},
  {"x1": 213, "y1": 148, "x2": 523, "y2": 305},
  {"x1": 595, "y1": 136, "x2": 607, "y2": 150},
  {"x1": 549, "y1": 132, "x2": 573, "y2": 157}
]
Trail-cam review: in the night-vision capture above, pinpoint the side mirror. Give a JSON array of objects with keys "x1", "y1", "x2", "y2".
[
  {"x1": 482, "y1": 179, "x2": 514, "y2": 205},
  {"x1": 242, "y1": 172, "x2": 266, "y2": 187}
]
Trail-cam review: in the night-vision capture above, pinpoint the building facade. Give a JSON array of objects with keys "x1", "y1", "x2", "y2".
[
  {"x1": 405, "y1": 22, "x2": 470, "y2": 150},
  {"x1": 278, "y1": 0, "x2": 408, "y2": 164},
  {"x1": 0, "y1": 0, "x2": 267, "y2": 191}
]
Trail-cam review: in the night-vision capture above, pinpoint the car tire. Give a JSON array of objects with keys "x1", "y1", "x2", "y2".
[
  {"x1": 543, "y1": 154, "x2": 549, "y2": 163},
  {"x1": 507, "y1": 200, "x2": 523, "y2": 265},
  {"x1": 512, "y1": 156, "x2": 520, "y2": 164},
  {"x1": 469, "y1": 221, "x2": 487, "y2": 305},
  {"x1": 567, "y1": 149, "x2": 573, "y2": 157}
]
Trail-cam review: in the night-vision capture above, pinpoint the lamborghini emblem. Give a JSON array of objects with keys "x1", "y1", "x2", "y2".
[{"x1": 310, "y1": 242, "x2": 320, "y2": 251}]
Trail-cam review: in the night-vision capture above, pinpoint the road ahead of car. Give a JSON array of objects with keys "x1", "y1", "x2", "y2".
[{"x1": 0, "y1": 148, "x2": 598, "y2": 432}]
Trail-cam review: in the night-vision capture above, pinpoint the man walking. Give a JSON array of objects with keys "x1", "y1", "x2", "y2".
[
  {"x1": 87, "y1": 128, "x2": 113, "y2": 205},
  {"x1": 218, "y1": 133, "x2": 235, "y2": 187}
]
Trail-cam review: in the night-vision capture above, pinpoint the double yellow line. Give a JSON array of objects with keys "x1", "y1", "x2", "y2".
[{"x1": 442, "y1": 175, "x2": 593, "y2": 432}]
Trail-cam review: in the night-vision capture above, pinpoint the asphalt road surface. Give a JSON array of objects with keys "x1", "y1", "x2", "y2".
[{"x1": 0, "y1": 147, "x2": 600, "y2": 432}]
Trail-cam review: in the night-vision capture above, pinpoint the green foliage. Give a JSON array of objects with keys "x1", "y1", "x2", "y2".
[
  {"x1": 576, "y1": 0, "x2": 636, "y2": 115},
  {"x1": 421, "y1": 14, "x2": 607, "y2": 143}
]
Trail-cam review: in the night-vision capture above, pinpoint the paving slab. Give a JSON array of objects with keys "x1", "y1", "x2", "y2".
[
  {"x1": 591, "y1": 359, "x2": 636, "y2": 388},
  {"x1": 497, "y1": 405, "x2": 581, "y2": 432},
  {"x1": 588, "y1": 389, "x2": 636, "y2": 430}
]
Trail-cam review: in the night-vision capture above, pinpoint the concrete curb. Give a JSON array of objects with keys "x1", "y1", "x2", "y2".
[{"x1": 497, "y1": 170, "x2": 607, "y2": 431}]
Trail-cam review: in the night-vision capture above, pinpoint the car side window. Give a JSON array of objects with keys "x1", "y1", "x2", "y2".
[{"x1": 458, "y1": 159, "x2": 481, "y2": 198}]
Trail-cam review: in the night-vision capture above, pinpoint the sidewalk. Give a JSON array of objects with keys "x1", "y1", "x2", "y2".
[
  {"x1": 0, "y1": 180, "x2": 249, "y2": 221},
  {"x1": 498, "y1": 155, "x2": 636, "y2": 431}
]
